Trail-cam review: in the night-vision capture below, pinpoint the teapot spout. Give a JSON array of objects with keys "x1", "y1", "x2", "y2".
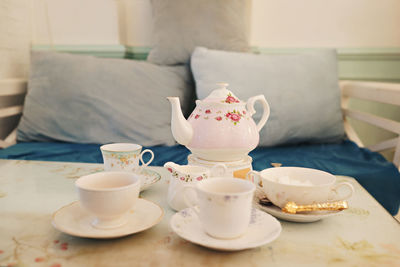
[
  {"x1": 167, "y1": 97, "x2": 193, "y2": 146},
  {"x1": 163, "y1": 161, "x2": 180, "y2": 173}
]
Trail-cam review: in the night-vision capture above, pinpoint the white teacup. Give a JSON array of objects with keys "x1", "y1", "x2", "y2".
[
  {"x1": 75, "y1": 172, "x2": 141, "y2": 229},
  {"x1": 164, "y1": 162, "x2": 228, "y2": 211},
  {"x1": 183, "y1": 177, "x2": 255, "y2": 239},
  {"x1": 100, "y1": 143, "x2": 154, "y2": 172},
  {"x1": 247, "y1": 167, "x2": 354, "y2": 208}
]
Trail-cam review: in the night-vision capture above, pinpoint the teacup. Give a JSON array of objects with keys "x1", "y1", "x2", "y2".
[
  {"x1": 75, "y1": 171, "x2": 141, "y2": 229},
  {"x1": 247, "y1": 167, "x2": 354, "y2": 208},
  {"x1": 164, "y1": 162, "x2": 228, "y2": 211},
  {"x1": 183, "y1": 177, "x2": 255, "y2": 239},
  {"x1": 100, "y1": 143, "x2": 154, "y2": 172}
]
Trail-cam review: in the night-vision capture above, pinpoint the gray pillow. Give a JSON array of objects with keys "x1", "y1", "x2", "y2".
[
  {"x1": 147, "y1": 0, "x2": 251, "y2": 65},
  {"x1": 17, "y1": 51, "x2": 194, "y2": 145},
  {"x1": 191, "y1": 47, "x2": 345, "y2": 147}
]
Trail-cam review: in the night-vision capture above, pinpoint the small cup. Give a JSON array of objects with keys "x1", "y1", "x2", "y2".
[
  {"x1": 75, "y1": 172, "x2": 141, "y2": 229},
  {"x1": 100, "y1": 143, "x2": 154, "y2": 172},
  {"x1": 183, "y1": 177, "x2": 255, "y2": 239},
  {"x1": 247, "y1": 167, "x2": 354, "y2": 208},
  {"x1": 164, "y1": 162, "x2": 228, "y2": 211}
]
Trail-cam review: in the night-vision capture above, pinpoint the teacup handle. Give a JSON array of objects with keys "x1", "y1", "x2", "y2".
[
  {"x1": 139, "y1": 149, "x2": 154, "y2": 168},
  {"x1": 328, "y1": 182, "x2": 354, "y2": 202},
  {"x1": 210, "y1": 163, "x2": 228, "y2": 177},
  {"x1": 182, "y1": 185, "x2": 200, "y2": 216},
  {"x1": 246, "y1": 170, "x2": 263, "y2": 188}
]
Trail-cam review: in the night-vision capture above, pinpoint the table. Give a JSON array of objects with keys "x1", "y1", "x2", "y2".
[{"x1": 0, "y1": 159, "x2": 399, "y2": 267}]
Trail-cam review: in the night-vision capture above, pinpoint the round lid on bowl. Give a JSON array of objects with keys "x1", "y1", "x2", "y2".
[{"x1": 202, "y1": 83, "x2": 242, "y2": 104}]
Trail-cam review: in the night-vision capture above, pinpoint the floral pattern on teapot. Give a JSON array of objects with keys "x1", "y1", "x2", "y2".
[
  {"x1": 225, "y1": 110, "x2": 244, "y2": 125},
  {"x1": 167, "y1": 167, "x2": 208, "y2": 182},
  {"x1": 222, "y1": 93, "x2": 240, "y2": 104},
  {"x1": 190, "y1": 108, "x2": 249, "y2": 125}
]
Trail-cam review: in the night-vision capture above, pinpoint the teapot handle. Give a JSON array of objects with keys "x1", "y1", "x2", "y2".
[{"x1": 246, "y1": 95, "x2": 270, "y2": 132}]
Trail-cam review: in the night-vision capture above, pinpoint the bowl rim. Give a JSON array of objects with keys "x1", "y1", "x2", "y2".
[
  {"x1": 259, "y1": 166, "x2": 336, "y2": 187},
  {"x1": 75, "y1": 171, "x2": 140, "y2": 192}
]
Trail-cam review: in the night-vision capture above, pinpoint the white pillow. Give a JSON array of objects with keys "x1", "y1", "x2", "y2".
[{"x1": 191, "y1": 47, "x2": 345, "y2": 147}]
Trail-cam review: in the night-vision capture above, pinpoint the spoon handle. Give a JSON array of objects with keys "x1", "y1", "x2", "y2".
[{"x1": 282, "y1": 201, "x2": 348, "y2": 214}]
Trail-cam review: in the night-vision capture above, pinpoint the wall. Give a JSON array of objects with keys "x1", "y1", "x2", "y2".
[
  {"x1": 32, "y1": 0, "x2": 120, "y2": 45},
  {"x1": 0, "y1": 0, "x2": 31, "y2": 79},
  {"x1": 250, "y1": 0, "x2": 400, "y2": 47},
  {"x1": 31, "y1": 0, "x2": 400, "y2": 48}
]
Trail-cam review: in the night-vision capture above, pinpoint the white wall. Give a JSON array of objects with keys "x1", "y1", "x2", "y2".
[
  {"x1": 32, "y1": 0, "x2": 400, "y2": 47},
  {"x1": 0, "y1": 0, "x2": 31, "y2": 79},
  {"x1": 32, "y1": 0, "x2": 120, "y2": 45},
  {"x1": 250, "y1": 0, "x2": 400, "y2": 47},
  {"x1": 116, "y1": 0, "x2": 154, "y2": 46}
]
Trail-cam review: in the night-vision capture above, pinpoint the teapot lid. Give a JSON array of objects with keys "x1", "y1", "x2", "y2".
[{"x1": 202, "y1": 83, "x2": 241, "y2": 104}]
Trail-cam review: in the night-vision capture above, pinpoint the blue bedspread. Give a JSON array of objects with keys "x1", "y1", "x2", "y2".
[{"x1": 0, "y1": 140, "x2": 399, "y2": 215}]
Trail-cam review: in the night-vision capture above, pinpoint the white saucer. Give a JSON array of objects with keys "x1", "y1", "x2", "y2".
[
  {"x1": 170, "y1": 208, "x2": 281, "y2": 251},
  {"x1": 52, "y1": 199, "x2": 164, "y2": 239},
  {"x1": 254, "y1": 194, "x2": 342, "y2": 223},
  {"x1": 138, "y1": 169, "x2": 161, "y2": 191}
]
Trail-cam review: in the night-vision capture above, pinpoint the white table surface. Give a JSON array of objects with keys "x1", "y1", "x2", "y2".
[{"x1": 0, "y1": 159, "x2": 399, "y2": 267}]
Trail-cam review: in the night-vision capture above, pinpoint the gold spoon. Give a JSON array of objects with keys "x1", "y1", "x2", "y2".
[{"x1": 282, "y1": 200, "x2": 348, "y2": 214}]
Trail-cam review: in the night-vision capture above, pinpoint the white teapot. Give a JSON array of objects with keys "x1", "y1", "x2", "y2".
[{"x1": 167, "y1": 83, "x2": 270, "y2": 161}]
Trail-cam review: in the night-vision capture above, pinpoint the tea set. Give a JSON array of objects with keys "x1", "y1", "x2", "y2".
[{"x1": 52, "y1": 83, "x2": 354, "y2": 250}]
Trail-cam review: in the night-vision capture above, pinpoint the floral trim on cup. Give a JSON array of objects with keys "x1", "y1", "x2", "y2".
[
  {"x1": 167, "y1": 168, "x2": 208, "y2": 182},
  {"x1": 103, "y1": 152, "x2": 138, "y2": 167}
]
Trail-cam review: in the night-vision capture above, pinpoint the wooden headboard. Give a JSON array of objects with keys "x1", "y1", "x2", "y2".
[{"x1": 0, "y1": 79, "x2": 27, "y2": 147}]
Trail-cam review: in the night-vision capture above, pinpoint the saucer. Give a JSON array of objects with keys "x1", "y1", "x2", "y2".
[
  {"x1": 170, "y1": 208, "x2": 281, "y2": 251},
  {"x1": 52, "y1": 198, "x2": 164, "y2": 239},
  {"x1": 254, "y1": 196, "x2": 342, "y2": 223},
  {"x1": 138, "y1": 168, "x2": 161, "y2": 191}
]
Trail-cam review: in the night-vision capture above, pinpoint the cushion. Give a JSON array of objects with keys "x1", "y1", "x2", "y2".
[
  {"x1": 147, "y1": 0, "x2": 251, "y2": 65},
  {"x1": 191, "y1": 47, "x2": 345, "y2": 147},
  {"x1": 17, "y1": 51, "x2": 194, "y2": 146}
]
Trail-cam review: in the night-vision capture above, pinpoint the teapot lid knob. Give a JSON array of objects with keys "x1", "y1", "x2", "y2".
[
  {"x1": 202, "y1": 82, "x2": 241, "y2": 103},
  {"x1": 216, "y1": 82, "x2": 229, "y2": 89}
]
